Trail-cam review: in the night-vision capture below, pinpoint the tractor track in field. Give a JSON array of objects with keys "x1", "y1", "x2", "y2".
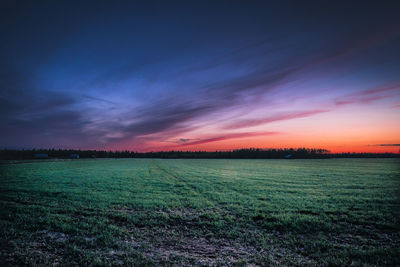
[
  {"x1": 166, "y1": 162, "x2": 256, "y2": 206},
  {"x1": 150, "y1": 160, "x2": 206, "y2": 199}
]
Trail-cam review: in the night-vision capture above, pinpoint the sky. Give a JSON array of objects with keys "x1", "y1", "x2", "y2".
[{"x1": 1, "y1": 0, "x2": 399, "y2": 152}]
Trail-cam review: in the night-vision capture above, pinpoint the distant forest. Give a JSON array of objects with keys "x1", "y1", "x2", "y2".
[{"x1": 1, "y1": 148, "x2": 399, "y2": 160}]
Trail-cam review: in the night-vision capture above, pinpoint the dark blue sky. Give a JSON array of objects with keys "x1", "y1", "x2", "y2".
[{"x1": 1, "y1": 0, "x2": 399, "y2": 151}]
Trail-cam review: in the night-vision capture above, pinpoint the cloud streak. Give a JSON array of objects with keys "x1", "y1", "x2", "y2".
[
  {"x1": 178, "y1": 131, "x2": 281, "y2": 146},
  {"x1": 223, "y1": 110, "x2": 329, "y2": 130}
]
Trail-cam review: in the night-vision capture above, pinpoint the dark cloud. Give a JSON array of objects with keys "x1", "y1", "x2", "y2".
[
  {"x1": 171, "y1": 138, "x2": 201, "y2": 144},
  {"x1": 0, "y1": 68, "x2": 96, "y2": 148},
  {"x1": 373, "y1": 144, "x2": 400, "y2": 147}
]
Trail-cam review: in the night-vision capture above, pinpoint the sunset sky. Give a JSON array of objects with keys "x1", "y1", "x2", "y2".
[{"x1": 1, "y1": 1, "x2": 399, "y2": 152}]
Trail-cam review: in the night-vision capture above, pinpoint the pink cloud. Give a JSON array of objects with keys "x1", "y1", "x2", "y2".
[
  {"x1": 223, "y1": 110, "x2": 330, "y2": 129},
  {"x1": 335, "y1": 82, "x2": 400, "y2": 107}
]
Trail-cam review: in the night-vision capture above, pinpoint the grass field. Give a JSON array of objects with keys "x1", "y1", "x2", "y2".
[{"x1": 0, "y1": 158, "x2": 399, "y2": 266}]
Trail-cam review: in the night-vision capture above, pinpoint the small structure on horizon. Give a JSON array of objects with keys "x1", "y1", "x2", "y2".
[
  {"x1": 284, "y1": 154, "x2": 292, "y2": 159},
  {"x1": 70, "y1": 154, "x2": 80, "y2": 159},
  {"x1": 34, "y1": 153, "x2": 48, "y2": 158}
]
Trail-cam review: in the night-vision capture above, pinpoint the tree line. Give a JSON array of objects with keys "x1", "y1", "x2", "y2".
[{"x1": 0, "y1": 148, "x2": 398, "y2": 160}]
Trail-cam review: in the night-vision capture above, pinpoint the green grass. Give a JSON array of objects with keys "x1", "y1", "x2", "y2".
[{"x1": 0, "y1": 158, "x2": 399, "y2": 266}]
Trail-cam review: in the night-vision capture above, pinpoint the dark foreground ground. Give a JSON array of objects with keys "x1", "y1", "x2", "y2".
[{"x1": 0, "y1": 158, "x2": 399, "y2": 266}]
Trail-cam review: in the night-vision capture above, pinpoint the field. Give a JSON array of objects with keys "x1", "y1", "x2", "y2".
[{"x1": 0, "y1": 158, "x2": 399, "y2": 266}]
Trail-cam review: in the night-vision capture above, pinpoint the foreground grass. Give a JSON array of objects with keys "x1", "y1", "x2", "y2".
[{"x1": 0, "y1": 158, "x2": 399, "y2": 266}]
